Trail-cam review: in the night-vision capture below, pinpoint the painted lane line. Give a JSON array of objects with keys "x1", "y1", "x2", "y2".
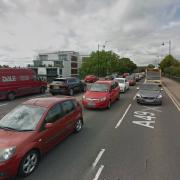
[
  {"x1": 92, "y1": 149, "x2": 105, "y2": 167},
  {"x1": 164, "y1": 86, "x2": 180, "y2": 112},
  {"x1": 115, "y1": 104, "x2": 132, "y2": 129},
  {"x1": 0, "y1": 103, "x2": 8, "y2": 107},
  {"x1": 133, "y1": 94, "x2": 137, "y2": 100},
  {"x1": 93, "y1": 165, "x2": 104, "y2": 180}
]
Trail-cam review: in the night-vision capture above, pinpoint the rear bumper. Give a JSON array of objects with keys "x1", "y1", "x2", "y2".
[
  {"x1": 82, "y1": 99, "x2": 108, "y2": 109},
  {"x1": 49, "y1": 88, "x2": 69, "y2": 95}
]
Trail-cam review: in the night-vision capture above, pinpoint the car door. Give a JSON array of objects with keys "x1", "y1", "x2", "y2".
[
  {"x1": 37, "y1": 103, "x2": 67, "y2": 152},
  {"x1": 61, "y1": 100, "x2": 79, "y2": 132},
  {"x1": 125, "y1": 79, "x2": 129, "y2": 89},
  {"x1": 110, "y1": 83, "x2": 117, "y2": 102}
]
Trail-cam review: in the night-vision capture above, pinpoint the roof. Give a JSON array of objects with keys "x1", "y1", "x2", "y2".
[
  {"x1": 115, "y1": 78, "x2": 126, "y2": 80},
  {"x1": 23, "y1": 97, "x2": 75, "y2": 108},
  {"x1": 95, "y1": 80, "x2": 113, "y2": 85}
]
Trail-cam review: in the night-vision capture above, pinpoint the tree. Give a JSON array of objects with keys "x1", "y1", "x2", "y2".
[
  {"x1": 160, "y1": 55, "x2": 179, "y2": 72},
  {"x1": 79, "y1": 51, "x2": 137, "y2": 78},
  {"x1": 147, "y1": 64, "x2": 155, "y2": 68}
]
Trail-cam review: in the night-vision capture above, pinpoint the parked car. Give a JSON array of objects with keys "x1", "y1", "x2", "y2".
[
  {"x1": 126, "y1": 75, "x2": 136, "y2": 86},
  {"x1": 115, "y1": 78, "x2": 129, "y2": 92},
  {"x1": 136, "y1": 83, "x2": 163, "y2": 105},
  {"x1": 105, "y1": 75, "x2": 115, "y2": 80},
  {"x1": 135, "y1": 73, "x2": 141, "y2": 81},
  {"x1": 122, "y1": 73, "x2": 129, "y2": 78},
  {"x1": 84, "y1": 75, "x2": 98, "y2": 83},
  {"x1": 0, "y1": 68, "x2": 47, "y2": 100},
  {"x1": 49, "y1": 77, "x2": 86, "y2": 96},
  {"x1": 82, "y1": 80, "x2": 120, "y2": 109},
  {"x1": 0, "y1": 97, "x2": 83, "y2": 179}
]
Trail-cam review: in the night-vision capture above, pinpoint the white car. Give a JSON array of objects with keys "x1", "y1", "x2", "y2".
[{"x1": 115, "y1": 78, "x2": 129, "y2": 92}]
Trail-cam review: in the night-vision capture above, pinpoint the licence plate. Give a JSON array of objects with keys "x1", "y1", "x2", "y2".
[
  {"x1": 88, "y1": 101, "x2": 95, "y2": 106},
  {"x1": 53, "y1": 86, "x2": 59, "y2": 89}
]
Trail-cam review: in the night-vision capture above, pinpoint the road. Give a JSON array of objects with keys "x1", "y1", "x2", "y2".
[{"x1": 0, "y1": 80, "x2": 180, "y2": 180}]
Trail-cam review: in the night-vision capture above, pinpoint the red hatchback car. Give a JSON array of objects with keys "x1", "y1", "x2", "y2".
[
  {"x1": 82, "y1": 80, "x2": 120, "y2": 109},
  {"x1": 84, "y1": 75, "x2": 98, "y2": 83},
  {"x1": 0, "y1": 97, "x2": 83, "y2": 179}
]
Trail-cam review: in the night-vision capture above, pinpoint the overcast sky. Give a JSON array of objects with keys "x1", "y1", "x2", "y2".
[{"x1": 0, "y1": 0, "x2": 180, "y2": 66}]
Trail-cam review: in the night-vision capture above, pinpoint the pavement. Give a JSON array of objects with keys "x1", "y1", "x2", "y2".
[
  {"x1": 162, "y1": 77, "x2": 180, "y2": 111},
  {"x1": 0, "y1": 79, "x2": 180, "y2": 180}
]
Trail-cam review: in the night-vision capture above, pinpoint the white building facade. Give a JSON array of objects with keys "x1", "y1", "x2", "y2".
[{"x1": 32, "y1": 51, "x2": 81, "y2": 82}]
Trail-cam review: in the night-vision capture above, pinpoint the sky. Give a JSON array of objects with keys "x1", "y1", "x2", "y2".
[{"x1": 0, "y1": 0, "x2": 180, "y2": 67}]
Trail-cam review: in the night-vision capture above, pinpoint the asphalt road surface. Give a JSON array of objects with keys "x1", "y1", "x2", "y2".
[{"x1": 0, "y1": 80, "x2": 179, "y2": 180}]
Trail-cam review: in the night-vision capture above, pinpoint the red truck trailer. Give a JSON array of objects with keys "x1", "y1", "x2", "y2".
[{"x1": 0, "y1": 68, "x2": 47, "y2": 100}]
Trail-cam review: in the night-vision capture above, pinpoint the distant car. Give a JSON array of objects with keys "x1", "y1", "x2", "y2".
[
  {"x1": 105, "y1": 75, "x2": 115, "y2": 80},
  {"x1": 84, "y1": 75, "x2": 98, "y2": 83},
  {"x1": 49, "y1": 77, "x2": 86, "y2": 96},
  {"x1": 82, "y1": 80, "x2": 120, "y2": 109},
  {"x1": 0, "y1": 97, "x2": 83, "y2": 179},
  {"x1": 136, "y1": 83, "x2": 163, "y2": 105},
  {"x1": 126, "y1": 75, "x2": 136, "y2": 86},
  {"x1": 115, "y1": 78, "x2": 129, "y2": 92},
  {"x1": 122, "y1": 73, "x2": 129, "y2": 78},
  {"x1": 135, "y1": 73, "x2": 140, "y2": 81}
]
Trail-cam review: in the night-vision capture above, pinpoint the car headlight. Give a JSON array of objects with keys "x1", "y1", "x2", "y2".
[
  {"x1": 157, "y1": 94, "x2": 162, "y2": 99},
  {"x1": 99, "y1": 97, "x2": 107, "y2": 102},
  {"x1": 0, "y1": 147, "x2": 16, "y2": 162},
  {"x1": 136, "y1": 93, "x2": 141, "y2": 98},
  {"x1": 82, "y1": 95, "x2": 86, "y2": 99}
]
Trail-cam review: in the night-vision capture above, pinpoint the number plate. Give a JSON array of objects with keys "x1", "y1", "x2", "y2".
[
  {"x1": 53, "y1": 85, "x2": 59, "y2": 89},
  {"x1": 88, "y1": 100, "x2": 95, "y2": 106}
]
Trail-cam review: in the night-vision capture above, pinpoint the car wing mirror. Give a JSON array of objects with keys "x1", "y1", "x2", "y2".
[
  {"x1": 136, "y1": 87, "x2": 140, "y2": 90},
  {"x1": 45, "y1": 123, "x2": 53, "y2": 129}
]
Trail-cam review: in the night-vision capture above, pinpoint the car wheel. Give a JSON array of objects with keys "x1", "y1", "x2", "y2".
[
  {"x1": 51, "y1": 93, "x2": 55, "y2": 96},
  {"x1": 107, "y1": 100, "x2": 111, "y2": 109},
  {"x1": 18, "y1": 150, "x2": 40, "y2": 177},
  {"x1": 40, "y1": 87, "x2": 46, "y2": 94},
  {"x1": 7, "y1": 92, "x2": 16, "y2": 100},
  {"x1": 69, "y1": 89, "x2": 74, "y2": 96},
  {"x1": 75, "y1": 119, "x2": 83, "y2": 132}
]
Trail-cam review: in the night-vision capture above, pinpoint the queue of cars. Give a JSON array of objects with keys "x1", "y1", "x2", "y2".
[{"x1": 0, "y1": 72, "x2": 163, "y2": 179}]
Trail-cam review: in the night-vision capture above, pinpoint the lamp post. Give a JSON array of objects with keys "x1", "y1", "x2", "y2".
[{"x1": 162, "y1": 40, "x2": 171, "y2": 55}]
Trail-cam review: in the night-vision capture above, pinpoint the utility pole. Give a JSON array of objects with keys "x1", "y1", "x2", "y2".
[
  {"x1": 169, "y1": 40, "x2": 171, "y2": 55},
  {"x1": 97, "y1": 44, "x2": 100, "y2": 77}
]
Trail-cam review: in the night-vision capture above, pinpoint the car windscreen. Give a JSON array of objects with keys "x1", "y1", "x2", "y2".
[
  {"x1": 0, "y1": 105, "x2": 46, "y2": 131},
  {"x1": 116, "y1": 79, "x2": 125, "y2": 83},
  {"x1": 52, "y1": 79, "x2": 67, "y2": 84},
  {"x1": 146, "y1": 71, "x2": 160, "y2": 80},
  {"x1": 140, "y1": 84, "x2": 160, "y2": 91},
  {"x1": 89, "y1": 83, "x2": 109, "y2": 92}
]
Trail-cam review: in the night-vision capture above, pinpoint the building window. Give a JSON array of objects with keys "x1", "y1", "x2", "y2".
[
  {"x1": 71, "y1": 69, "x2": 78, "y2": 74},
  {"x1": 58, "y1": 54, "x2": 67, "y2": 61},
  {"x1": 39, "y1": 55, "x2": 48, "y2": 61},
  {"x1": 54, "y1": 61, "x2": 63, "y2": 68},
  {"x1": 59, "y1": 69, "x2": 62, "y2": 75},
  {"x1": 71, "y1": 56, "x2": 77, "y2": 62},
  {"x1": 71, "y1": 62, "x2": 77, "y2": 68},
  {"x1": 47, "y1": 68, "x2": 58, "y2": 76}
]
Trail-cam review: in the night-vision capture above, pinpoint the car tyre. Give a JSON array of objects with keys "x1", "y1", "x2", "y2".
[
  {"x1": 69, "y1": 89, "x2": 74, "y2": 96},
  {"x1": 107, "y1": 100, "x2": 111, "y2": 109},
  {"x1": 18, "y1": 150, "x2": 40, "y2": 177},
  {"x1": 7, "y1": 92, "x2": 16, "y2": 100},
  {"x1": 40, "y1": 87, "x2": 46, "y2": 94},
  {"x1": 75, "y1": 119, "x2": 83, "y2": 132}
]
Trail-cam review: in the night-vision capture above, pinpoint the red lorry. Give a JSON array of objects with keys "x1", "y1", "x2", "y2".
[{"x1": 0, "y1": 68, "x2": 47, "y2": 100}]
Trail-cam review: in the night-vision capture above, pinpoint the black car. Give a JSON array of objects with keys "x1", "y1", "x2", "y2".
[
  {"x1": 136, "y1": 83, "x2": 163, "y2": 105},
  {"x1": 49, "y1": 77, "x2": 86, "y2": 96}
]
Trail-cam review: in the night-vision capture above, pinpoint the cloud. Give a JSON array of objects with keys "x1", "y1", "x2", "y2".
[{"x1": 0, "y1": 0, "x2": 180, "y2": 67}]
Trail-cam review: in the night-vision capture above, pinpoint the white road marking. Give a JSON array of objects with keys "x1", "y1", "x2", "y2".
[
  {"x1": 0, "y1": 103, "x2": 8, "y2": 107},
  {"x1": 132, "y1": 120, "x2": 155, "y2": 129},
  {"x1": 163, "y1": 86, "x2": 180, "y2": 112},
  {"x1": 115, "y1": 104, "x2": 132, "y2": 128},
  {"x1": 133, "y1": 94, "x2": 137, "y2": 100},
  {"x1": 92, "y1": 149, "x2": 105, "y2": 167},
  {"x1": 93, "y1": 165, "x2": 104, "y2": 180}
]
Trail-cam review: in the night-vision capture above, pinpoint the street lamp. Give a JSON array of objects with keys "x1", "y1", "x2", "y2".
[{"x1": 162, "y1": 40, "x2": 171, "y2": 55}]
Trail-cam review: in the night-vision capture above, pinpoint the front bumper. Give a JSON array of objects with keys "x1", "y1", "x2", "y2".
[
  {"x1": 49, "y1": 88, "x2": 69, "y2": 95},
  {"x1": 82, "y1": 99, "x2": 108, "y2": 109},
  {"x1": 0, "y1": 157, "x2": 20, "y2": 179},
  {"x1": 137, "y1": 97, "x2": 162, "y2": 105}
]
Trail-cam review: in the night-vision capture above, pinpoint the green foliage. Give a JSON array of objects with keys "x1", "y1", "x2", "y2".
[
  {"x1": 160, "y1": 55, "x2": 180, "y2": 77},
  {"x1": 147, "y1": 64, "x2": 155, "y2": 68},
  {"x1": 79, "y1": 50, "x2": 137, "y2": 78}
]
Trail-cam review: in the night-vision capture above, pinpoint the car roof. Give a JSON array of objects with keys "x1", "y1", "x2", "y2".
[
  {"x1": 23, "y1": 97, "x2": 75, "y2": 108},
  {"x1": 95, "y1": 80, "x2": 113, "y2": 85},
  {"x1": 115, "y1": 78, "x2": 125, "y2": 80},
  {"x1": 54, "y1": 77, "x2": 77, "y2": 80}
]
